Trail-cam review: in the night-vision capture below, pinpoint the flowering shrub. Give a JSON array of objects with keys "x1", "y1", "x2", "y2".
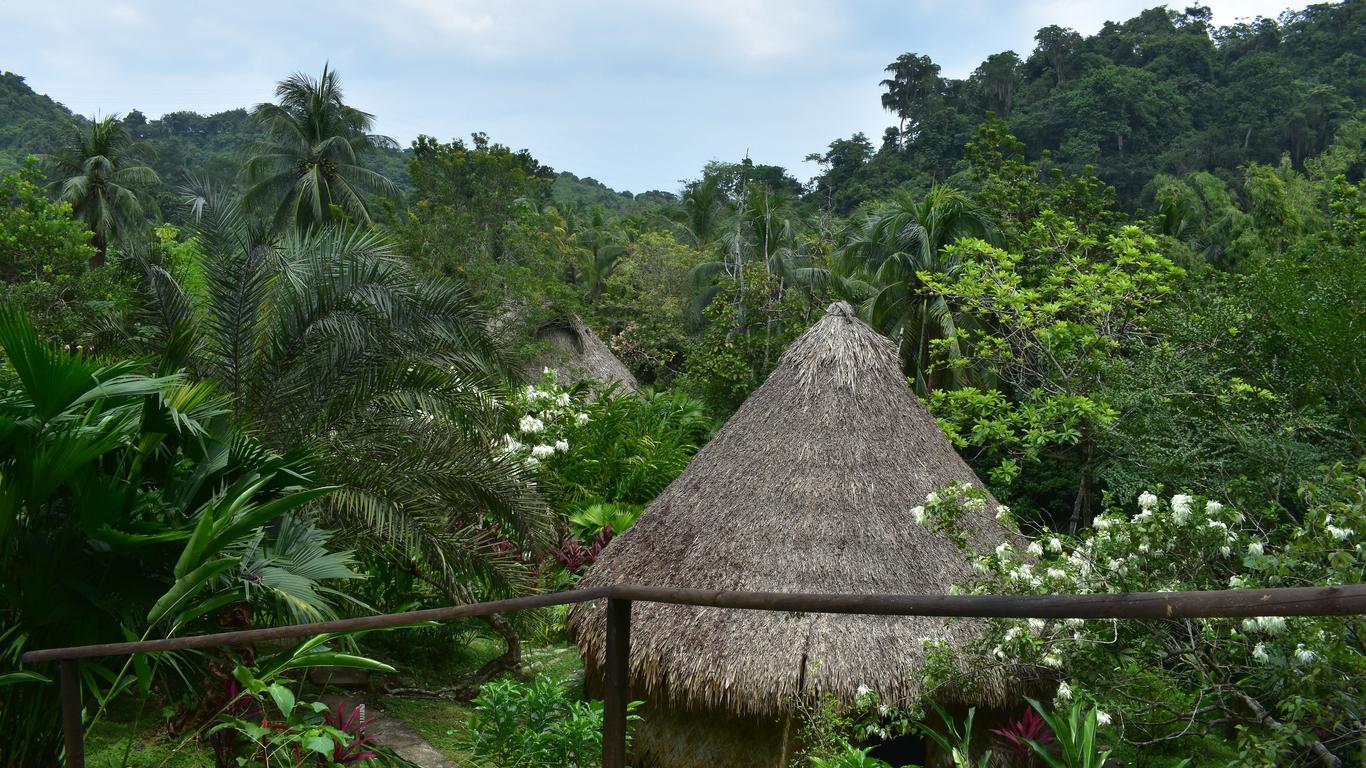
[
  {"x1": 209, "y1": 667, "x2": 379, "y2": 768},
  {"x1": 498, "y1": 370, "x2": 710, "y2": 515},
  {"x1": 914, "y1": 464, "x2": 1366, "y2": 766}
]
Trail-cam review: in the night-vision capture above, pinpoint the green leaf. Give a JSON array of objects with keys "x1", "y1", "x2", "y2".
[
  {"x1": 266, "y1": 683, "x2": 295, "y2": 717},
  {"x1": 279, "y1": 652, "x2": 396, "y2": 674},
  {"x1": 303, "y1": 734, "x2": 334, "y2": 754},
  {"x1": 0, "y1": 671, "x2": 51, "y2": 687},
  {"x1": 146, "y1": 557, "x2": 239, "y2": 626},
  {"x1": 174, "y1": 508, "x2": 216, "y2": 579}
]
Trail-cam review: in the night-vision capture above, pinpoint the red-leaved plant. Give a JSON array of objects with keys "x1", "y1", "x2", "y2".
[{"x1": 990, "y1": 706, "x2": 1056, "y2": 766}]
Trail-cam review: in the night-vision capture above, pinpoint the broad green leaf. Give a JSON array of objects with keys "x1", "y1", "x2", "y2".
[
  {"x1": 267, "y1": 683, "x2": 295, "y2": 717},
  {"x1": 146, "y1": 557, "x2": 239, "y2": 626},
  {"x1": 279, "y1": 652, "x2": 396, "y2": 674},
  {"x1": 174, "y1": 508, "x2": 216, "y2": 579}
]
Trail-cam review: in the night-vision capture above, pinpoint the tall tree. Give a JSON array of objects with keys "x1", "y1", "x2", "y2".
[
  {"x1": 1032, "y1": 25, "x2": 1082, "y2": 85},
  {"x1": 975, "y1": 51, "x2": 1023, "y2": 117},
  {"x1": 244, "y1": 65, "x2": 398, "y2": 232},
  {"x1": 879, "y1": 53, "x2": 945, "y2": 140},
  {"x1": 836, "y1": 185, "x2": 994, "y2": 392},
  {"x1": 136, "y1": 185, "x2": 553, "y2": 676},
  {"x1": 42, "y1": 115, "x2": 159, "y2": 267}
]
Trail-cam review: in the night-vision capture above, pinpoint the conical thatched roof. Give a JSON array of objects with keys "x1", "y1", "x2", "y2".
[
  {"x1": 569, "y1": 301, "x2": 1022, "y2": 722},
  {"x1": 526, "y1": 315, "x2": 637, "y2": 393}
]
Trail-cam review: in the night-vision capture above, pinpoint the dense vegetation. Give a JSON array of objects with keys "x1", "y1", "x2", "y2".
[{"x1": 1, "y1": 2, "x2": 1364, "y2": 765}]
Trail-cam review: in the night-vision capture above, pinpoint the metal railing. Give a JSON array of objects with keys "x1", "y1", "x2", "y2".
[{"x1": 21, "y1": 583, "x2": 1366, "y2": 768}]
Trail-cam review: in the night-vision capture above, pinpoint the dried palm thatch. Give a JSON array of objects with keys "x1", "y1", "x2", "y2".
[
  {"x1": 526, "y1": 315, "x2": 637, "y2": 393},
  {"x1": 568, "y1": 301, "x2": 1027, "y2": 765}
]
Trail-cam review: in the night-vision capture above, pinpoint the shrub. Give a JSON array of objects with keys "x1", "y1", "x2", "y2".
[{"x1": 461, "y1": 675, "x2": 640, "y2": 768}]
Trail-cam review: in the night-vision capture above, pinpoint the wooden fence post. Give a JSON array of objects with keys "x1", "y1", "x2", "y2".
[
  {"x1": 60, "y1": 660, "x2": 84, "y2": 768},
  {"x1": 603, "y1": 598, "x2": 632, "y2": 768}
]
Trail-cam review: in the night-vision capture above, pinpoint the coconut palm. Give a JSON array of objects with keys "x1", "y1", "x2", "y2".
[
  {"x1": 571, "y1": 206, "x2": 629, "y2": 302},
  {"x1": 134, "y1": 184, "x2": 553, "y2": 673},
  {"x1": 42, "y1": 115, "x2": 160, "y2": 267},
  {"x1": 244, "y1": 65, "x2": 398, "y2": 233},
  {"x1": 836, "y1": 184, "x2": 994, "y2": 393}
]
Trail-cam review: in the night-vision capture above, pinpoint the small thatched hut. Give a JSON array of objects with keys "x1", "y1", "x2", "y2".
[
  {"x1": 568, "y1": 302, "x2": 1025, "y2": 767},
  {"x1": 526, "y1": 315, "x2": 637, "y2": 393}
]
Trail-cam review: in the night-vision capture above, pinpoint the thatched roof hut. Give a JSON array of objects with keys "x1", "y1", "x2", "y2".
[
  {"x1": 526, "y1": 315, "x2": 637, "y2": 393},
  {"x1": 568, "y1": 302, "x2": 1025, "y2": 767}
]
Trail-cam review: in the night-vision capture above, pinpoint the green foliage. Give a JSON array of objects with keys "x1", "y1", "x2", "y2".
[
  {"x1": 134, "y1": 186, "x2": 551, "y2": 609},
  {"x1": 0, "y1": 309, "x2": 355, "y2": 765},
  {"x1": 918, "y1": 470, "x2": 1366, "y2": 764},
  {"x1": 0, "y1": 162, "x2": 138, "y2": 346},
  {"x1": 916, "y1": 702, "x2": 991, "y2": 768},
  {"x1": 1022, "y1": 699, "x2": 1111, "y2": 768},
  {"x1": 41, "y1": 115, "x2": 160, "y2": 260},
  {"x1": 808, "y1": 745, "x2": 894, "y2": 768},
  {"x1": 461, "y1": 676, "x2": 640, "y2": 768},
  {"x1": 501, "y1": 373, "x2": 712, "y2": 512},
  {"x1": 244, "y1": 65, "x2": 398, "y2": 232}
]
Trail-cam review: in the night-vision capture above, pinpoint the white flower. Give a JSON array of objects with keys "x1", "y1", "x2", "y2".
[
  {"x1": 542, "y1": 367, "x2": 555, "y2": 376},
  {"x1": 556, "y1": 392, "x2": 572, "y2": 407},
  {"x1": 1327, "y1": 525, "x2": 1354, "y2": 541},
  {"x1": 1027, "y1": 541, "x2": 1044, "y2": 557},
  {"x1": 1219, "y1": 545, "x2": 1232, "y2": 557},
  {"x1": 911, "y1": 506, "x2": 927, "y2": 525},
  {"x1": 532, "y1": 444, "x2": 555, "y2": 459},
  {"x1": 501, "y1": 435, "x2": 524, "y2": 454},
  {"x1": 1261, "y1": 616, "x2": 1287, "y2": 635},
  {"x1": 1252, "y1": 643, "x2": 1270, "y2": 663},
  {"x1": 926, "y1": 491, "x2": 940, "y2": 504},
  {"x1": 1247, "y1": 542, "x2": 1264, "y2": 557},
  {"x1": 1046, "y1": 536, "x2": 1063, "y2": 552},
  {"x1": 1294, "y1": 644, "x2": 1317, "y2": 665},
  {"x1": 1138, "y1": 491, "x2": 1159, "y2": 511},
  {"x1": 1003, "y1": 627, "x2": 1022, "y2": 642},
  {"x1": 965, "y1": 497, "x2": 987, "y2": 512},
  {"x1": 519, "y1": 415, "x2": 545, "y2": 434},
  {"x1": 1171, "y1": 494, "x2": 1192, "y2": 524},
  {"x1": 524, "y1": 456, "x2": 540, "y2": 468},
  {"x1": 1206, "y1": 519, "x2": 1229, "y2": 531},
  {"x1": 856, "y1": 684, "x2": 871, "y2": 697},
  {"x1": 1042, "y1": 653, "x2": 1063, "y2": 669},
  {"x1": 995, "y1": 542, "x2": 1013, "y2": 559},
  {"x1": 575, "y1": 412, "x2": 590, "y2": 426},
  {"x1": 1064, "y1": 618, "x2": 1085, "y2": 629},
  {"x1": 1047, "y1": 567, "x2": 1067, "y2": 580},
  {"x1": 1093, "y1": 516, "x2": 1114, "y2": 530},
  {"x1": 1055, "y1": 682, "x2": 1073, "y2": 701},
  {"x1": 1205, "y1": 500, "x2": 1225, "y2": 516},
  {"x1": 1096, "y1": 710, "x2": 1112, "y2": 726},
  {"x1": 1028, "y1": 618, "x2": 1047, "y2": 634},
  {"x1": 554, "y1": 439, "x2": 570, "y2": 453}
]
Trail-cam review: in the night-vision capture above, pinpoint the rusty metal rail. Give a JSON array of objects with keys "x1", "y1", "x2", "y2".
[{"x1": 20, "y1": 583, "x2": 1366, "y2": 768}]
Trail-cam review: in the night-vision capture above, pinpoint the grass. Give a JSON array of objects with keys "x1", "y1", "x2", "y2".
[{"x1": 86, "y1": 716, "x2": 214, "y2": 768}]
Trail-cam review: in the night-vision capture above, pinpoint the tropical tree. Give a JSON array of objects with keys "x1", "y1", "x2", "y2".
[
  {"x1": 134, "y1": 185, "x2": 553, "y2": 675},
  {"x1": 0, "y1": 309, "x2": 353, "y2": 765},
  {"x1": 41, "y1": 115, "x2": 160, "y2": 267},
  {"x1": 244, "y1": 65, "x2": 398, "y2": 232},
  {"x1": 879, "y1": 53, "x2": 945, "y2": 140},
  {"x1": 571, "y1": 206, "x2": 628, "y2": 302},
  {"x1": 836, "y1": 185, "x2": 994, "y2": 392}
]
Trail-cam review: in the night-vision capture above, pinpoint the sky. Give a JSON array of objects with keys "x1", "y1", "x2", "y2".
[{"x1": 1, "y1": 0, "x2": 1297, "y2": 194}]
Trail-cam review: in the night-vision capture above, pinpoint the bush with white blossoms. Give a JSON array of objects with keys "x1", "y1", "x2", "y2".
[
  {"x1": 914, "y1": 464, "x2": 1366, "y2": 767},
  {"x1": 494, "y1": 370, "x2": 712, "y2": 540},
  {"x1": 495, "y1": 370, "x2": 589, "y2": 472}
]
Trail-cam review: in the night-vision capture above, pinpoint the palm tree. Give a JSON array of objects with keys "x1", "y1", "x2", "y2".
[
  {"x1": 244, "y1": 65, "x2": 398, "y2": 233},
  {"x1": 571, "y1": 206, "x2": 629, "y2": 302},
  {"x1": 836, "y1": 185, "x2": 994, "y2": 393},
  {"x1": 135, "y1": 184, "x2": 553, "y2": 676},
  {"x1": 42, "y1": 115, "x2": 160, "y2": 267}
]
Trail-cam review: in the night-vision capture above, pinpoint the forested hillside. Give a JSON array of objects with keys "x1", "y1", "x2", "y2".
[
  {"x1": 3, "y1": 2, "x2": 1366, "y2": 766},
  {"x1": 808, "y1": 0, "x2": 1366, "y2": 211}
]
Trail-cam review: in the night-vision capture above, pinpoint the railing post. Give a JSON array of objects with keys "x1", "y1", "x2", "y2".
[
  {"x1": 60, "y1": 660, "x2": 84, "y2": 768},
  {"x1": 603, "y1": 597, "x2": 631, "y2": 768}
]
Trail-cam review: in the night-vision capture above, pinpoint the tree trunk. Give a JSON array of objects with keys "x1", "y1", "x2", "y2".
[{"x1": 1068, "y1": 441, "x2": 1094, "y2": 535}]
